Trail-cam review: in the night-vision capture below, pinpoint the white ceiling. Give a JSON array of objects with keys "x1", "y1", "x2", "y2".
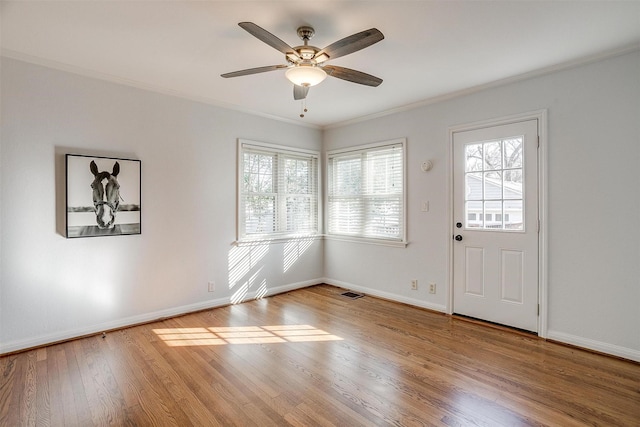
[{"x1": 2, "y1": 1, "x2": 639, "y2": 128}]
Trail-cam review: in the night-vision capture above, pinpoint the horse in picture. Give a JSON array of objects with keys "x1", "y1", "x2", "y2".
[{"x1": 89, "y1": 160, "x2": 121, "y2": 229}]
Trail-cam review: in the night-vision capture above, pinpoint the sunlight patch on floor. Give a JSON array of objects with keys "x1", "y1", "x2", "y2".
[{"x1": 153, "y1": 324, "x2": 343, "y2": 347}]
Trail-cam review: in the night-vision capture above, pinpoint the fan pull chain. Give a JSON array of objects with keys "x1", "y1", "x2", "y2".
[{"x1": 299, "y1": 99, "x2": 308, "y2": 118}]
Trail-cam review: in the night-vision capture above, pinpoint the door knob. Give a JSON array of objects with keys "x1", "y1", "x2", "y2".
[{"x1": 454, "y1": 235, "x2": 463, "y2": 241}]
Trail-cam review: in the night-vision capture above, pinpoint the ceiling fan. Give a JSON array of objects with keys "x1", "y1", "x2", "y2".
[{"x1": 221, "y1": 22, "x2": 384, "y2": 102}]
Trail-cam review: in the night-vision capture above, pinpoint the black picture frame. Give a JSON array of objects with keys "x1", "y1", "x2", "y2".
[{"x1": 66, "y1": 154, "x2": 141, "y2": 238}]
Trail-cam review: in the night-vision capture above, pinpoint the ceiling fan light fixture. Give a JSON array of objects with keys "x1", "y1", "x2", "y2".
[
  {"x1": 286, "y1": 52, "x2": 299, "y2": 63},
  {"x1": 314, "y1": 52, "x2": 330, "y2": 63},
  {"x1": 286, "y1": 65, "x2": 327, "y2": 87}
]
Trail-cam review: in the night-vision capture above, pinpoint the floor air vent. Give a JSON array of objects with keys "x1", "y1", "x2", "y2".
[{"x1": 341, "y1": 291, "x2": 364, "y2": 299}]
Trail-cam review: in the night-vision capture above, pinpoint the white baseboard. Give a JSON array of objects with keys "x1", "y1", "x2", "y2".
[
  {"x1": 546, "y1": 330, "x2": 640, "y2": 363},
  {"x1": 232, "y1": 278, "x2": 320, "y2": 303},
  {"x1": 5, "y1": 279, "x2": 637, "y2": 364},
  {"x1": 321, "y1": 277, "x2": 447, "y2": 313},
  {"x1": 0, "y1": 278, "x2": 321, "y2": 355},
  {"x1": 323, "y1": 278, "x2": 639, "y2": 363}
]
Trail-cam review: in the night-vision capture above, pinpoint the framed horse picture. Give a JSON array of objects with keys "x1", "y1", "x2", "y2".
[{"x1": 66, "y1": 154, "x2": 141, "y2": 238}]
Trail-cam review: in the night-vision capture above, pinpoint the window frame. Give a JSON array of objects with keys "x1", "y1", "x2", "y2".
[
  {"x1": 325, "y1": 138, "x2": 407, "y2": 247},
  {"x1": 237, "y1": 139, "x2": 320, "y2": 243}
]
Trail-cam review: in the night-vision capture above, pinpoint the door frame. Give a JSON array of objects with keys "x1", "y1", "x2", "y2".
[{"x1": 447, "y1": 110, "x2": 548, "y2": 337}]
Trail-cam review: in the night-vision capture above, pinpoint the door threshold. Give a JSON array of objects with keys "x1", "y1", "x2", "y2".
[{"x1": 452, "y1": 314, "x2": 538, "y2": 337}]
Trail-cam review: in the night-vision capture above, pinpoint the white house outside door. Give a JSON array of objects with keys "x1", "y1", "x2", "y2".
[{"x1": 452, "y1": 119, "x2": 539, "y2": 332}]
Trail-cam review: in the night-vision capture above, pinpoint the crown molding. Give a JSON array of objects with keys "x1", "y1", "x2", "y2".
[
  {"x1": 3, "y1": 43, "x2": 638, "y2": 132},
  {"x1": 324, "y1": 43, "x2": 640, "y2": 130}
]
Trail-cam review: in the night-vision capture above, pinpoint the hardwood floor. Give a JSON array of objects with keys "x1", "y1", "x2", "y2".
[{"x1": 1, "y1": 285, "x2": 639, "y2": 426}]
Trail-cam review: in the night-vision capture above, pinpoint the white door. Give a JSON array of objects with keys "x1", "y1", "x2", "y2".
[{"x1": 453, "y1": 119, "x2": 539, "y2": 332}]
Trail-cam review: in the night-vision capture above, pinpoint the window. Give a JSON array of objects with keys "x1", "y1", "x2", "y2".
[
  {"x1": 327, "y1": 139, "x2": 406, "y2": 244},
  {"x1": 238, "y1": 140, "x2": 319, "y2": 241},
  {"x1": 464, "y1": 137, "x2": 524, "y2": 230}
]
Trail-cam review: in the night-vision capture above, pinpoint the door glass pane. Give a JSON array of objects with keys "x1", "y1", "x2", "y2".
[
  {"x1": 503, "y1": 138, "x2": 523, "y2": 168},
  {"x1": 465, "y1": 201, "x2": 483, "y2": 228},
  {"x1": 484, "y1": 201, "x2": 502, "y2": 229},
  {"x1": 465, "y1": 173, "x2": 483, "y2": 200},
  {"x1": 483, "y1": 171, "x2": 502, "y2": 200},
  {"x1": 464, "y1": 137, "x2": 525, "y2": 231},
  {"x1": 504, "y1": 200, "x2": 523, "y2": 230},
  {"x1": 483, "y1": 141, "x2": 502, "y2": 170},
  {"x1": 503, "y1": 169, "x2": 522, "y2": 199},
  {"x1": 465, "y1": 144, "x2": 483, "y2": 172}
]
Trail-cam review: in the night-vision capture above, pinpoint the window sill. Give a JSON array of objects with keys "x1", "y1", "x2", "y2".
[
  {"x1": 323, "y1": 234, "x2": 408, "y2": 248},
  {"x1": 235, "y1": 234, "x2": 322, "y2": 246},
  {"x1": 234, "y1": 234, "x2": 407, "y2": 248}
]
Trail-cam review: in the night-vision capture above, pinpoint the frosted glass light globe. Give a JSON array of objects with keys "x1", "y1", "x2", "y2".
[{"x1": 286, "y1": 66, "x2": 327, "y2": 87}]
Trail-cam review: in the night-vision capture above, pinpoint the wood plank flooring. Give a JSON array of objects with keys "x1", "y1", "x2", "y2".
[{"x1": 1, "y1": 285, "x2": 639, "y2": 426}]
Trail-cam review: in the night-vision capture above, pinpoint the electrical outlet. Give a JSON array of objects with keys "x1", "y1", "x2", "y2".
[
  {"x1": 429, "y1": 283, "x2": 436, "y2": 294},
  {"x1": 411, "y1": 280, "x2": 418, "y2": 290},
  {"x1": 208, "y1": 281, "x2": 215, "y2": 292}
]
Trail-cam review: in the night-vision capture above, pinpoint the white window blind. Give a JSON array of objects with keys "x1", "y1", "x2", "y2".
[
  {"x1": 239, "y1": 140, "x2": 319, "y2": 241},
  {"x1": 327, "y1": 139, "x2": 406, "y2": 242}
]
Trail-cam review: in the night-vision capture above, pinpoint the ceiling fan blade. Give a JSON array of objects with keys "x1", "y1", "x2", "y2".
[
  {"x1": 238, "y1": 22, "x2": 300, "y2": 60},
  {"x1": 323, "y1": 65, "x2": 383, "y2": 87},
  {"x1": 293, "y1": 84, "x2": 309, "y2": 100},
  {"x1": 314, "y1": 28, "x2": 384, "y2": 63},
  {"x1": 221, "y1": 64, "x2": 288, "y2": 78}
]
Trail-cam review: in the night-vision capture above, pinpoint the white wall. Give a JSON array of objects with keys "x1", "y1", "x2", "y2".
[
  {"x1": 323, "y1": 50, "x2": 640, "y2": 361},
  {"x1": 0, "y1": 58, "x2": 323, "y2": 353},
  {"x1": 2, "y1": 51, "x2": 639, "y2": 361}
]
